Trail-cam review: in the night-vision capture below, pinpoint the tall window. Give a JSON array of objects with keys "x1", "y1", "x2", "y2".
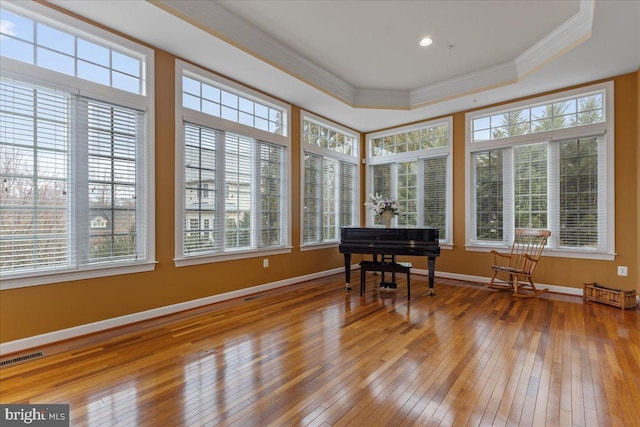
[
  {"x1": 366, "y1": 118, "x2": 452, "y2": 245},
  {"x1": 301, "y1": 112, "x2": 359, "y2": 247},
  {"x1": 176, "y1": 61, "x2": 290, "y2": 265},
  {"x1": 0, "y1": 2, "x2": 154, "y2": 288},
  {"x1": 466, "y1": 82, "x2": 614, "y2": 259}
]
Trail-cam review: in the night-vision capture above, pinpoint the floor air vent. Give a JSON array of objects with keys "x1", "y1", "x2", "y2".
[{"x1": 0, "y1": 351, "x2": 44, "y2": 367}]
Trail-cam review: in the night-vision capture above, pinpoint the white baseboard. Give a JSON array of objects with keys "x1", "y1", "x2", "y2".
[
  {"x1": 0, "y1": 265, "x2": 588, "y2": 356},
  {"x1": 423, "y1": 269, "x2": 584, "y2": 296},
  {"x1": 0, "y1": 266, "x2": 348, "y2": 356}
]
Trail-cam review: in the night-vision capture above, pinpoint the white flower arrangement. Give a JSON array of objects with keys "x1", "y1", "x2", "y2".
[{"x1": 364, "y1": 193, "x2": 400, "y2": 216}]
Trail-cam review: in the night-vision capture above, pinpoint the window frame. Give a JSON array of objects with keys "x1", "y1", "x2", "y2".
[
  {"x1": 365, "y1": 117, "x2": 453, "y2": 248},
  {"x1": 300, "y1": 111, "x2": 360, "y2": 250},
  {"x1": 465, "y1": 81, "x2": 615, "y2": 260},
  {"x1": 0, "y1": 1, "x2": 155, "y2": 290},
  {"x1": 174, "y1": 60, "x2": 292, "y2": 267}
]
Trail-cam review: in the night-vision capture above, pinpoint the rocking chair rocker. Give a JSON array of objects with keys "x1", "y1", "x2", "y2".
[{"x1": 488, "y1": 229, "x2": 550, "y2": 298}]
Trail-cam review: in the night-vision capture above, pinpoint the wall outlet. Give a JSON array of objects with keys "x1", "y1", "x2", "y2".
[
  {"x1": 617, "y1": 266, "x2": 628, "y2": 276},
  {"x1": 263, "y1": 258, "x2": 269, "y2": 268}
]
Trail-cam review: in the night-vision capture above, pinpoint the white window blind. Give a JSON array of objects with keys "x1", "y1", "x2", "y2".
[
  {"x1": 371, "y1": 163, "x2": 392, "y2": 227},
  {"x1": 371, "y1": 158, "x2": 449, "y2": 237},
  {"x1": 0, "y1": 78, "x2": 146, "y2": 275},
  {"x1": 397, "y1": 161, "x2": 417, "y2": 227},
  {"x1": 182, "y1": 122, "x2": 287, "y2": 256},
  {"x1": 301, "y1": 113, "x2": 359, "y2": 246},
  {"x1": 183, "y1": 123, "x2": 218, "y2": 255},
  {"x1": 224, "y1": 134, "x2": 253, "y2": 250},
  {"x1": 322, "y1": 158, "x2": 338, "y2": 241},
  {"x1": 1, "y1": 80, "x2": 70, "y2": 272},
  {"x1": 84, "y1": 98, "x2": 143, "y2": 263},
  {"x1": 514, "y1": 143, "x2": 547, "y2": 229},
  {"x1": 472, "y1": 150, "x2": 505, "y2": 242},
  {"x1": 555, "y1": 136, "x2": 602, "y2": 250},
  {"x1": 339, "y1": 162, "x2": 355, "y2": 229},
  {"x1": 423, "y1": 156, "x2": 447, "y2": 240},
  {"x1": 303, "y1": 153, "x2": 322, "y2": 244},
  {"x1": 257, "y1": 141, "x2": 285, "y2": 247},
  {"x1": 302, "y1": 153, "x2": 356, "y2": 244}
]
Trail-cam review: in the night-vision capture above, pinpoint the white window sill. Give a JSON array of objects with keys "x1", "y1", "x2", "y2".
[
  {"x1": 175, "y1": 246, "x2": 293, "y2": 267},
  {"x1": 0, "y1": 261, "x2": 158, "y2": 290},
  {"x1": 465, "y1": 244, "x2": 616, "y2": 261},
  {"x1": 300, "y1": 242, "x2": 339, "y2": 251}
]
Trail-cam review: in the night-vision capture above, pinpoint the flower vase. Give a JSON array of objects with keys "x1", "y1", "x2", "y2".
[{"x1": 381, "y1": 210, "x2": 394, "y2": 228}]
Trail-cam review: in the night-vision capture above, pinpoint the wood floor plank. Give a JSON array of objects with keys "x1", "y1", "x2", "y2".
[{"x1": 1, "y1": 275, "x2": 639, "y2": 426}]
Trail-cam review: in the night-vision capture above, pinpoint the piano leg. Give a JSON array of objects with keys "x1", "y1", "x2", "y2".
[
  {"x1": 380, "y1": 254, "x2": 397, "y2": 289},
  {"x1": 344, "y1": 254, "x2": 352, "y2": 291},
  {"x1": 427, "y1": 256, "x2": 436, "y2": 296}
]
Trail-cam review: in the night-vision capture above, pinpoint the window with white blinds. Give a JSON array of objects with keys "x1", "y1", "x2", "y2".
[
  {"x1": 422, "y1": 156, "x2": 447, "y2": 237},
  {"x1": 366, "y1": 118, "x2": 452, "y2": 244},
  {"x1": 182, "y1": 123, "x2": 287, "y2": 257},
  {"x1": 1, "y1": 81, "x2": 71, "y2": 272},
  {"x1": 1, "y1": 78, "x2": 147, "y2": 275},
  {"x1": 301, "y1": 113, "x2": 359, "y2": 247},
  {"x1": 176, "y1": 61, "x2": 290, "y2": 265},
  {"x1": 466, "y1": 82, "x2": 614, "y2": 259},
  {"x1": 0, "y1": 2, "x2": 153, "y2": 288}
]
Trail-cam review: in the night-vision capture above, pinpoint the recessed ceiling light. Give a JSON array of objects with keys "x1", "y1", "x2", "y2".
[{"x1": 419, "y1": 37, "x2": 433, "y2": 47}]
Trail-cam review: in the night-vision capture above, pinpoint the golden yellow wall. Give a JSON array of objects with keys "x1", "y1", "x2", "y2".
[{"x1": 0, "y1": 13, "x2": 638, "y2": 345}]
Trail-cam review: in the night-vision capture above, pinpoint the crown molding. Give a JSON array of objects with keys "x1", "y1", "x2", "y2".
[
  {"x1": 154, "y1": 0, "x2": 594, "y2": 110},
  {"x1": 409, "y1": 61, "x2": 518, "y2": 108},
  {"x1": 155, "y1": 0, "x2": 356, "y2": 104},
  {"x1": 515, "y1": 0, "x2": 594, "y2": 78}
]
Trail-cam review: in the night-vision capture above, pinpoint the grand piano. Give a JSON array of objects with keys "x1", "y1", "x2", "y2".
[{"x1": 338, "y1": 227, "x2": 440, "y2": 295}]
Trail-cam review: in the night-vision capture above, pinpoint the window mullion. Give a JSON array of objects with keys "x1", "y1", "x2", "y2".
[
  {"x1": 215, "y1": 130, "x2": 226, "y2": 251},
  {"x1": 252, "y1": 141, "x2": 260, "y2": 248},
  {"x1": 597, "y1": 135, "x2": 608, "y2": 252},
  {"x1": 417, "y1": 160, "x2": 425, "y2": 226},
  {"x1": 548, "y1": 142, "x2": 560, "y2": 248},
  {"x1": 316, "y1": 155, "x2": 322, "y2": 241},
  {"x1": 72, "y1": 96, "x2": 89, "y2": 266},
  {"x1": 503, "y1": 148, "x2": 514, "y2": 245}
]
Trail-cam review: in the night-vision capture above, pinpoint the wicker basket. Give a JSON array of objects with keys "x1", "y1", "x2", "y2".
[{"x1": 583, "y1": 282, "x2": 637, "y2": 311}]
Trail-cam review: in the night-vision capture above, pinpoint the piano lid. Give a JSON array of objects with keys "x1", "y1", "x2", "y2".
[{"x1": 340, "y1": 227, "x2": 439, "y2": 243}]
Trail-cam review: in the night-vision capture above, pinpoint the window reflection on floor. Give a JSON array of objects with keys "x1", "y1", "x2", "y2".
[{"x1": 87, "y1": 381, "x2": 138, "y2": 425}]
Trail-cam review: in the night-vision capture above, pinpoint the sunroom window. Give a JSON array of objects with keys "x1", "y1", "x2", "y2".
[
  {"x1": 301, "y1": 112, "x2": 359, "y2": 247},
  {"x1": 366, "y1": 118, "x2": 452, "y2": 246},
  {"x1": 466, "y1": 82, "x2": 614, "y2": 260},
  {"x1": 175, "y1": 61, "x2": 291, "y2": 266},
  {"x1": 0, "y1": 1, "x2": 154, "y2": 288}
]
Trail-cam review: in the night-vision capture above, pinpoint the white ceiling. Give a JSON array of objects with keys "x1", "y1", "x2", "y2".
[{"x1": 51, "y1": 0, "x2": 640, "y2": 133}]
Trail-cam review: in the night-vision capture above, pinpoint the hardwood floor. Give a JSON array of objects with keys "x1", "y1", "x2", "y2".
[{"x1": 1, "y1": 274, "x2": 639, "y2": 426}]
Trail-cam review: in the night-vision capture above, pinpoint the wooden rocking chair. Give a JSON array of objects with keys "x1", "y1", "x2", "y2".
[{"x1": 488, "y1": 229, "x2": 550, "y2": 298}]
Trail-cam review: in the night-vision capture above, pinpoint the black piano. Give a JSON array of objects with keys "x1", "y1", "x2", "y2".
[{"x1": 338, "y1": 227, "x2": 440, "y2": 295}]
